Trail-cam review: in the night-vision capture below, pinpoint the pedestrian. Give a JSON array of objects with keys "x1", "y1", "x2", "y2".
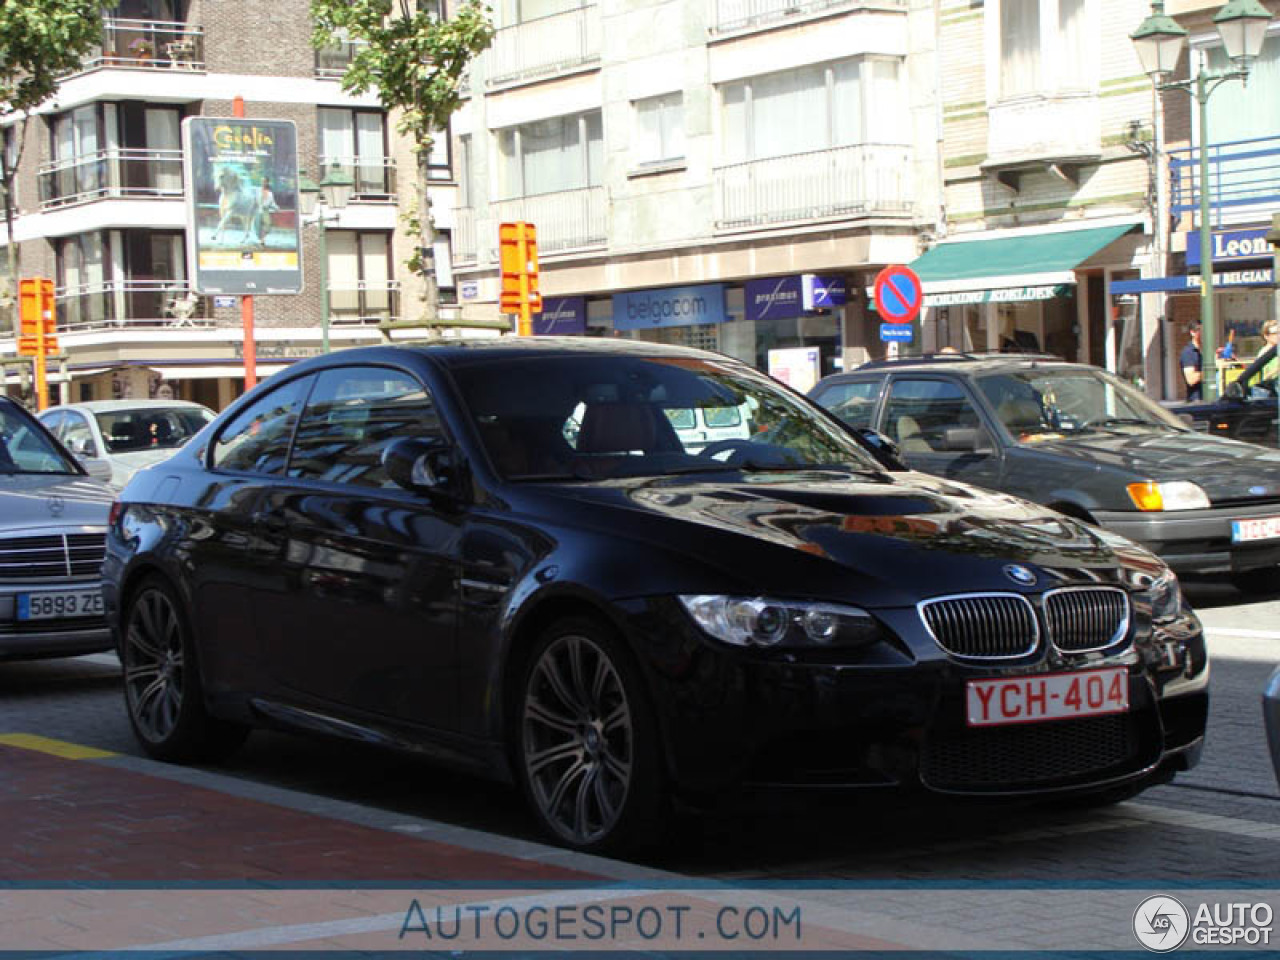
[
  {"x1": 1181, "y1": 322, "x2": 1203, "y2": 402},
  {"x1": 1231, "y1": 319, "x2": 1278, "y2": 398}
]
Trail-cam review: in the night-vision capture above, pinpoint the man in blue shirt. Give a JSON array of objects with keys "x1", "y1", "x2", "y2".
[{"x1": 1180, "y1": 322, "x2": 1203, "y2": 402}]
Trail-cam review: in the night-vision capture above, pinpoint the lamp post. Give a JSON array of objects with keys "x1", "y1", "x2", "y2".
[
  {"x1": 298, "y1": 163, "x2": 354, "y2": 354},
  {"x1": 1132, "y1": 0, "x2": 1274, "y2": 402}
]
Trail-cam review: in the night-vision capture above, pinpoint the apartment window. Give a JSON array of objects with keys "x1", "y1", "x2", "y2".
[
  {"x1": 328, "y1": 231, "x2": 394, "y2": 322},
  {"x1": 433, "y1": 229, "x2": 457, "y2": 304},
  {"x1": 428, "y1": 124, "x2": 452, "y2": 181},
  {"x1": 319, "y1": 107, "x2": 390, "y2": 196},
  {"x1": 1205, "y1": 31, "x2": 1280, "y2": 142},
  {"x1": 498, "y1": 0, "x2": 582, "y2": 26},
  {"x1": 633, "y1": 93, "x2": 684, "y2": 166},
  {"x1": 997, "y1": 0, "x2": 1092, "y2": 98},
  {"x1": 721, "y1": 57, "x2": 905, "y2": 164},
  {"x1": 51, "y1": 105, "x2": 104, "y2": 199},
  {"x1": 56, "y1": 232, "x2": 112, "y2": 327},
  {"x1": 497, "y1": 110, "x2": 602, "y2": 198}
]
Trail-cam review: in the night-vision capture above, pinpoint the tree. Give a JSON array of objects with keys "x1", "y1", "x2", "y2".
[
  {"x1": 0, "y1": 0, "x2": 109, "y2": 333},
  {"x1": 310, "y1": 0, "x2": 493, "y2": 332}
]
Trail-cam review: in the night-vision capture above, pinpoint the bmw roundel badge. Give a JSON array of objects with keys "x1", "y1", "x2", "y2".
[{"x1": 1003, "y1": 564, "x2": 1037, "y2": 586}]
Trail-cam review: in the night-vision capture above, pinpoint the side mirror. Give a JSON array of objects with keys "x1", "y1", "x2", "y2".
[
  {"x1": 853, "y1": 427, "x2": 909, "y2": 471},
  {"x1": 381, "y1": 436, "x2": 458, "y2": 496},
  {"x1": 940, "y1": 427, "x2": 984, "y2": 452},
  {"x1": 68, "y1": 435, "x2": 97, "y2": 457}
]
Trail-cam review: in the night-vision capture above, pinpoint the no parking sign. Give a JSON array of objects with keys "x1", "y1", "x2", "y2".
[{"x1": 873, "y1": 265, "x2": 923, "y2": 325}]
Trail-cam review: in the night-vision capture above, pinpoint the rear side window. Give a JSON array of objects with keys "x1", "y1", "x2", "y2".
[
  {"x1": 288, "y1": 367, "x2": 439, "y2": 489},
  {"x1": 814, "y1": 380, "x2": 879, "y2": 430},
  {"x1": 883, "y1": 379, "x2": 981, "y2": 452},
  {"x1": 212, "y1": 376, "x2": 313, "y2": 475}
]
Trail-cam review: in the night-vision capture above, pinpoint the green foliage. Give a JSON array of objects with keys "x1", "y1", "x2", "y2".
[
  {"x1": 0, "y1": 0, "x2": 109, "y2": 117},
  {"x1": 310, "y1": 0, "x2": 493, "y2": 149}
]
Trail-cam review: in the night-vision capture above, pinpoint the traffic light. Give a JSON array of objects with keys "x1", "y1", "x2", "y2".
[{"x1": 499, "y1": 221, "x2": 541, "y2": 335}]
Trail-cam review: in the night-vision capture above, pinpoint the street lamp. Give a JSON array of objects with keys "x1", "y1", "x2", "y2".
[
  {"x1": 298, "y1": 163, "x2": 354, "y2": 354},
  {"x1": 1132, "y1": 0, "x2": 1274, "y2": 401}
]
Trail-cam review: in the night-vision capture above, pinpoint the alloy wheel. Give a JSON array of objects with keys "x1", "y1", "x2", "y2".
[
  {"x1": 124, "y1": 587, "x2": 185, "y2": 743},
  {"x1": 522, "y1": 634, "x2": 633, "y2": 845}
]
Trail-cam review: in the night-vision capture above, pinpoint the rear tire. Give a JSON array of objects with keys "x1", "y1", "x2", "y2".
[
  {"x1": 122, "y1": 575, "x2": 248, "y2": 763},
  {"x1": 513, "y1": 617, "x2": 666, "y2": 853}
]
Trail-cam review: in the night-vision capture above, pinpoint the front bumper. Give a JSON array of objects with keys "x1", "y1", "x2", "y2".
[
  {"x1": 1093, "y1": 503, "x2": 1280, "y2": 576},
  {"x1": 626, "y1": 600, "x2": 1208, "y2": 799}
]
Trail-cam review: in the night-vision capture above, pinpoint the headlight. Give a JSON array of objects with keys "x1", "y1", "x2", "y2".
[
  {"x1": 1126, "y1": 481, "x2": 1210, "y2": 512},
  {"x1": 679, "y1": 595, "x2": 882, "y2": 648},
  {"x1": 1148, "y1": 570, "x2": 1184, "y2": 622}
]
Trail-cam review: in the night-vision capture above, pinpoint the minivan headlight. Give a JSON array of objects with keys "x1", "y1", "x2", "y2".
[
  {"x1": 679, "y1": 595, "x2": 882, "y2": 648},
  {"x1": 1126, "y1": 481, "x2": 1210, "y2": 512}
]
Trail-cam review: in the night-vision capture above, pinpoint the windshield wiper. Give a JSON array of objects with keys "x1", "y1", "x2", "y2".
[{"x1": 1081, "y1": 417, "x2": 1161, "y2": 430}]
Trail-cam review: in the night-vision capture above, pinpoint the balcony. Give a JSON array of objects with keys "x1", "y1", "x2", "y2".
[
  {"x1": 712, "y1": 0, "x2": 906, "y2": 35},
  {"x1": 486, "y1": 4, "x2": 601, "y2": 88},
  {"x1": 983, "y1": 93, "x2": 1101, "y2": 188},
  {"x1": 1170, "y1": 134, "x2": 1280, "y2": 219},
  {"x1": 318, "y1": 155, "x2": 397, "y2": 201},
  {"x1": 493, "y1": 187, "x2": 607, "y2": 254},
  {"x1": 329, "y1": 281, "x2": 400, "y2": 325},
  {"x1": 315, "y1": 40, "x2": 367, "y2": 79},
  {"x1": 85, "y1": 19, "x2": 204, "y2": 71},
  {"x1": 38, "y1": 149, "x2": 184, "y2": 209},
  {"x1": 714, "y1": 144, "x2": 914, "y2": 230},
  {"x1": 55, "y1": 281, "x2": 209, "y2": 332}
]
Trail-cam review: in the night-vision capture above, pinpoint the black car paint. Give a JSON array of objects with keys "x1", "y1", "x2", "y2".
[
  {"x1": 810, "y1": 358, "x2": 1280, "y2": 578},
  {"x1": 105, "y1": 342, "x2": 1208, "y2": 808},
  {"x1": 1167, "y1": 392, "x2": 1279, "y2": 448}
]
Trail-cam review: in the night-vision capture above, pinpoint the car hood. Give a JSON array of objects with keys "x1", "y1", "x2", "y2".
[
  {"x1": 0, "y1": 474, "x2": 114, "y2": 531},
  {"x1": 539, "y1": 469, "x2": 1139, "y2": 604},
  {"x1": 1026, "y1": 429, "x2": 1280, "y2": 500},
  {"x1": 111, "y1": 448, "x2": 183, "y2": 470}
]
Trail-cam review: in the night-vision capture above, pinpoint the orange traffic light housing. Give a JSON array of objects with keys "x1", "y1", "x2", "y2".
[{"x1": 499, "y1": 221, "x2": 541, "y2": 335}]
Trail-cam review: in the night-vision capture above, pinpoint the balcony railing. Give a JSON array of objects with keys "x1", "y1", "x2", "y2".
[
  {"x1": 1169, "y1": 134, "x2": 1280, "y2": 219},
  {"x1": 328, "y1": 281, "x2": 400, "y2": 324},
  {"x1": 54, "y1": 281, "x2": 210, "y2": 331},
  {"x1": 714, "y1": 143, "x2": 913, "y2": 230},
  {"x1": 453, "y1": 206, "x2": 478, "y2": 265},
  {"x1": 486, "y1": 4, "x2": 600, "y2": 88},
  {"x1": 85, "y1": 19, "x2": 204, "y2": 71},
  {"x1": 318, "y1": 155, "x2": 396, "y2": 200},
  {"x1": 985, "y1": 92, "x2": 1100, "y2": 170},
  {"x1": 712, "y1": 0, "x2": 905, "y2": 34},
  {"x1": 315, "y1": 40, "x2": 368, "y2": 79},
  {"x1": 493, "y1": 186, "x2": 607, "y2": 254},
  {"x1": 38, "y1": 149, "x2": 184, "y2": 209}
]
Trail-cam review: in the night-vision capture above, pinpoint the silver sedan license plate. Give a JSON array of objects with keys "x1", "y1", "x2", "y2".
[{"x1": 17, "y1": 589, "x2": 105, "y2": 621}]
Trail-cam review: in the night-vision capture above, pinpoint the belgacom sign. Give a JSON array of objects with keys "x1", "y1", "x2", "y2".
[{"x1": 183, "y1": 117, "x2": 302, "y2": 295}]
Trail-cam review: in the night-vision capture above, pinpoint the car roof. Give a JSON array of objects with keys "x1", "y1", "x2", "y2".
[
  {"x1": 825, "y1": 353, "x2": 1085, "y2": 381},
  {"x1": 43, "y1": 399, "x2": 214, "y2": 414}
]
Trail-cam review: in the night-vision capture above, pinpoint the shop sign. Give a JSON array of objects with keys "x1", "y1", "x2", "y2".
[
  {"x1": 745, "y1": 277, "x2": 803, "y2": 323},
  {"x1": 923, "y1": 285, "x2": 1067, "y2": 307},
  {"x1": 1186, "y1": 228, "x2": 1276, "y2": 267},
  {"x1": 613, "y1": 284, "x2": 727, "y2": 330},
  {"x1": 460, "y1": 281, "x2": 479, "y2": 301},
  {"x1": 1110, "y1": 269, "x2": 1275, "y2": 294},
  {"x1": 802, "y1": 274, "x2": 847, "y2": 310},
  {"x1": 532, "y1": 296, "x2": 586, "y2": 335}
]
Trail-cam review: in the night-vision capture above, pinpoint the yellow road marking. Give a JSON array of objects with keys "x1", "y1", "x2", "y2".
[{"x1": 0, "y1": 733, "x2": 116, "y2": 759}]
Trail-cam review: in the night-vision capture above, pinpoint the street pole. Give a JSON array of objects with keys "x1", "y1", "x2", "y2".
[
  {"x1": 1196, "y1": 74, "x2": 1218, "y2": 401},
  {"x1": 318, "y1": 212, "x2": 330, "y2": 354}
]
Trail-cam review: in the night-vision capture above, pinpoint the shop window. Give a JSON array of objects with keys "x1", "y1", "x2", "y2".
[{"x1": 633, "y1": 93, "x2": 684, "y2": 167}]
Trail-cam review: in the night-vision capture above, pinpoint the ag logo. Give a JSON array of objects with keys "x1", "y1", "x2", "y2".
[{"x1": 1134, "y1": 895, "x2": 1190, "y2": 952}]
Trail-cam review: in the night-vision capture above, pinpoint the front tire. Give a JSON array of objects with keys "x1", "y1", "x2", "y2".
[
  {"x1": 514, "y1": 617, "x2": 665, "y2": 853},
  {"x1": 122, "y1": 575, "x2": 248, "y2": 763}
]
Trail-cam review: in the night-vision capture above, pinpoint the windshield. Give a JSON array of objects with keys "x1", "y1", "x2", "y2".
[
  {"x1": 453, "y1": 353, "x2": 882, "y2": 480},
  {"x1": 978, "y1": 368, "x2": 1190, "y2": 440},
  {"x1": 0, "y1": 405, "x2": 78, "y2": 475},
  {"x1": 95, "y1": 407, "x2": 215, "y2": 453}
]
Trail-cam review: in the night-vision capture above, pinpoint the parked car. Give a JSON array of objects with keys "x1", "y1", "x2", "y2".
[
  {"x1": 39, "y1": 400, "x2": 216, "y2": 489},
  {"x1": 104, "y1": 340, "x2": 1208, "y2": 852},
  {"x1": 811, "y1": 354, "x2": 1280, "y2": 595},
  {"x1": 0, "y1": 396, "x2": 113, "y2": 660},
  {"x1": 1166, "y1": 383, "x2": 1278, "y2": 448}
]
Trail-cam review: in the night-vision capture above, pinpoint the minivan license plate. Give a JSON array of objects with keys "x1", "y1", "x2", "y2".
[
  {"x1": 1232, "y1": 516, "x2": 1280, "y2": 543},
  {"x1": 17, "y1": 590, "x2": 104, "y2": 621},
  {"x1": 966, "y1": 667, "x2": 1128, "y2": 727}
]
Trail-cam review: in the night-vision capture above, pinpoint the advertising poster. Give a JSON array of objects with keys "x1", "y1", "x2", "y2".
[
  {"x1": 767, "y1": 345, "x2": 822, "y2": 393},
  {"x1": 183, "y1": 117, "x2": 302, "y2": 295}
]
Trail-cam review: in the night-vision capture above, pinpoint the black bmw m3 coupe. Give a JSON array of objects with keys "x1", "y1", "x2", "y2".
[{"x1": 104, "y1": 338, "x2": 1209, "y2": 852}]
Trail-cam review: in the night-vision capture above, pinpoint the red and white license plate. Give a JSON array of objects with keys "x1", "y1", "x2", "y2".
[
  {"x1": 966, "y1": 667, "x2": 1129, "y2": 727},
  {"x1": 1232, "y1": 515, "x2": 1280, "y2": 543}
]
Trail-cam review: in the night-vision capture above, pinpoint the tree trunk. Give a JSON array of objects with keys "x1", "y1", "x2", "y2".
[{"x1": 417, "y1": 140, "x2": 438, "y2": 328}]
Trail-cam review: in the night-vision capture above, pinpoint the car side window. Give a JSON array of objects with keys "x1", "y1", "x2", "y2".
[
  {"x1": 41, "y1": 411, "x2": 65, "y2": 438},
  {"x1": 883, "y1": 379, "x2": 982, "y2": 453},
  {"x1": 212, "y1": 376, "x2": 313, "y2": 475},
  {"x1": 288, "y1": 367, "x2": 439, "y2": 489},
  {"x1": 61, "y1": 412, "x2": 97, "y2": 457},
  {"x1": 814, "y1": 380, "x2": 879, "y2": 430}
]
